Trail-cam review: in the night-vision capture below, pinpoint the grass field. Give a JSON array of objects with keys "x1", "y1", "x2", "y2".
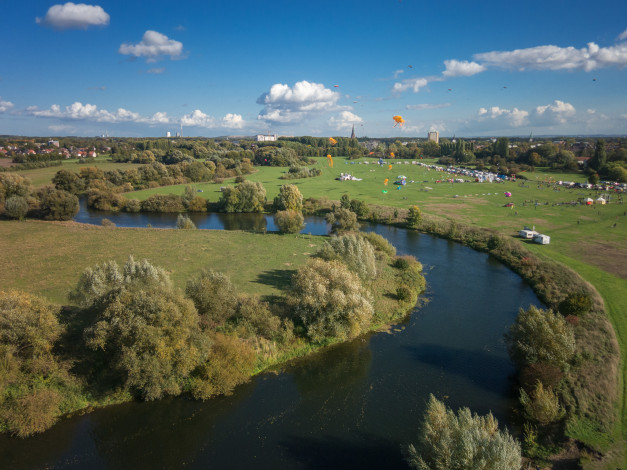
[{"x1": 0, "y1": 220, "x2": 322, "y2": 305}]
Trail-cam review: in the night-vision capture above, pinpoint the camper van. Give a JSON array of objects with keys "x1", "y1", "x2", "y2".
[{"x1": 533, "y1": 234, "x2": 551, "y2": 245}]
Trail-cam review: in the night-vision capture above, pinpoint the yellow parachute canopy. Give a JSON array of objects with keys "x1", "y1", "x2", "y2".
[
  {"x1": 384, "y1": 178, "x2": 389, "y2": 186},
  {"x1": 329, "y1": 137, "x2": 337, "y2": 146},
  {"x1": 388, "y1": 164, "x2": 393, "y2": 170},
  {"x1": 392, "y1": 115, "x2": 405, "y2": 127},
  {"x1": 327, "y1": 154, "x2": 334, "y2": 168},
  {"x1": 390, "y1": 152, "x2": 395, "y2": 158}
]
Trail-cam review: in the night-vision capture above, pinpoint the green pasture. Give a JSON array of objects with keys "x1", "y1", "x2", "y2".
[
  {"x1": 14, "y1": 156, "x2": 132, "y2": 187},
  {"x1": 0, "y1": 220, "x2": 322, "y2": 305}
]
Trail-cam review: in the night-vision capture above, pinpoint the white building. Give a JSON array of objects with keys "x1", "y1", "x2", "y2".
[
  {"x1": 256, "y1": 134, "x2": 277, "y2": 142},
  {"x1": 428, "y1": 131, "x2": 439, "y2": 144}
]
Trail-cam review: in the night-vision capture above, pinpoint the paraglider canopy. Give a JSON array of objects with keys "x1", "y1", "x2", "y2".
[
  {"x1": 504, "y1": 192, "x2": 512, "y2": 197},
  {"x1": 329, "y1": 137, "x2": 337, "y2": 146},
  {"x1": 392, "y1": 115, "x2": 405, "y2": 127}
]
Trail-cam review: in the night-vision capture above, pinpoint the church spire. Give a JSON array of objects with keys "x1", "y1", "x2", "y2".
[{"x1": 350, "y1": 124, "x2": 356, "y2": 139}]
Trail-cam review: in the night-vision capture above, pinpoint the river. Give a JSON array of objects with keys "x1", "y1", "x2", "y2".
[{"x1": 0, "y1": 206, "x2": 541, "y2": 469}]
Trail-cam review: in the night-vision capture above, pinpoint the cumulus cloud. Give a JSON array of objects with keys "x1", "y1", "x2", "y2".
[
  {"x1": 257, "y1": 81, "x2": 342, "y2": 123},
  {"x1": 36, "y1": 3, "x2": 109, "y2": 30},
  {"x1": 119, "y1": 31, "x2": 184, "y2": 62},
  {"x1": 474, "y1": 42, "x2": 627, "y2": 71},
  {"x1": 222, "y1": 113, "x2": 244, "y2": 129},
  {"x1": 181, "y1": 110, "x2": 215, "y2": 128},
  {"x1": 406, "y1": 103, "x2": 451, "y2": 110},
  {"x1": 477, "y1": 106, "x2": 530, "y2": 127},
  {"x1": 0, "y1": 98, "x2": 14, "y2": 113},
  {"x1": 27, "y1": 101, "x2": 170, "y2": 125},
  {"x1": 328, "y1": 111, "x2": 363, "y2": 130},
  {"x1": 442, "y1": 60, "x2": 486, "y2": 77},
  {"x1": 181, "y1": 110, "x2": 245, "y2": 129},
  {"x1": 392, "y1": 77, "x2": 429, "y2": 93},
  {"x1": 534, "y1": 100, "x2": 576, "y2": 124}
]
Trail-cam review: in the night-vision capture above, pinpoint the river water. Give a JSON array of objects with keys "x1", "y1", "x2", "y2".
[{"x1": 0, "y1": 207, "x2": 541, "y2": 469}]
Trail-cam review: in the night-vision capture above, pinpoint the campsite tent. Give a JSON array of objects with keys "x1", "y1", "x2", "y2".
[
  {"x1": 584, "y1": 198, "x2": 594, "y2": 205},
  {"x1": 596, "y1": 197, "x2": 606, "y2": 205}
]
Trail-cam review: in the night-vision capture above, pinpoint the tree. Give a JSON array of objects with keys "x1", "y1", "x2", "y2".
[
  {"x1": 493, "y1": 137, "x2": 510, "y2": 160},
  {"x1": 35, "y1": 187, "x2": 79, "y2": 221},
  {"x1": 406, "y1": 394, "x2": 521, "y2": 470},
  {"x1": 423, "y1": 141, "x2": 440, "y2": 157},
  {"x1": 316, "y1": 234, "x2": 377, "y2": 280},
  {"x1": 288, "y1": 258, "x2": 374, "y2": 342},
  {"x1": 273, "y1": 184, "x2": 303, "y2": 212},
  {"x1": 274, "y1": 210, "x2": 305, "y2": 234},
  {"x1": 588, "y1": 139, "x2": 607, "y2": 171},
  {"x1": 504, "y1": 306, "x2": 575, "y2": 370},
  {"x1": 406, "y1": 205, "x2": 422, "y2": 228},
  {"x1": 326, "y1": 207, "x2": 360, "y2": 234},
  {"x1": 218, "y1": 180, "x2": 266, "y2": 213},
  {"x1": 52, "y1": 169, "x2": 84, "y2": 195},
  {"x1": 84, "y1": 285, "x2": 208, "y2": 400},
  {"x1": 4, "y1": 195, "x2": 29, "y2": 219},
  {"x1": 68, "y1": 256, "x2": 172, "y2": 308}
]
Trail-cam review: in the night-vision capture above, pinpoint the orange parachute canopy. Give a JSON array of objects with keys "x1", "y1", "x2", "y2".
[
  {"x1": 327, "y1": 154, "x2": 333, "y2": 168},
  {"x1": 390, "y1": 152, "x2": 395, "y2": 158},
  {"x1": 329, "y1": 137, "x2": 337, "y2": 146},
  {"x1": 388, "y1": 164, "x2": 393, "y2": 170},
  {"x1": 384, "y1": 178, "x2": 389, "y2": 186},
  {"x1": 392, "y1": 115, "x2": 405, "y2": 127}
]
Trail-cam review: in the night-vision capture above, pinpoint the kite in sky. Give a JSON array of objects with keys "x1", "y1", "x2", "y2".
[{"x1": 392, "y1": 115, "x2": 405, "y2": 127}]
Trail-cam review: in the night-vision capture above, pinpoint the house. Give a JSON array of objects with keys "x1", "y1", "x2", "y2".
[
  {"x1": 533, "y1": 234, "x2": 551, "y2": 245},
  {"x1": 256, "y1": 134, "x2": 277, "y2": 142}
]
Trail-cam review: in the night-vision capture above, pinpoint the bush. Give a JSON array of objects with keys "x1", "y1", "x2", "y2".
[
  {"x1": 125, "y1": 199, "x2": 141, "y2": 212},
  {"x1": 519, "y1": 363, "x2": 564, "y2": 392},
  {"x1": 176, "y1": 214, "x2": 197, "y2": 229},
  {"x1": 349, "y1": 199, "x2": 369, "y2": 218},
  {"x1": 141, "y1": 194, "x2": 185, "y2": 213},
  {"x1": 316, "y1": 234, "x2": 377, "y2": 280},
  {"x1": 360, "y1": 232, "x2": 396, "y2": 258},
  {"x1": 52, "y1": 169, "x2": 84, "y2": 195},
  {"x1": 558, "y1": 292, "x2": 592, "y2": 316},
  {"x1": 504, "y1": 306, "x2": 575, "y2": 370},
  {"x1": 394, "y1": 257, "x2": 410, "y2": 270},
  {"x1": 288, "y1": 258, "x2": 374, "y2": 342},
  {"x1": 185, "y1": 270, "x2": 238, "y2": 328},
  {"x1": 4, "y1": 195, "x2": 29, "y2": 219},
  {"x1": 189, "y1": 333, "x2": 256, "y2": 400},
  {"x1": 326, "y1": 207, "x2": 360, "y2": 234},
  {"x1": 406, "y1": 394, "x2": 521, "y2": 470},
  {"x1": 406, "y1": 205, "x2": 422, "y2": 228},
  {"x1": 101, "y1": 218, "x2": 116, "y2": 227},
  {"x1": 396, "y1": 286, "x2": 412, "y2": 301},
  {"x1": 231, "y1": 296, "x2": 283, "y2": 340},
  {"x1": 274, "y1": 210, "x2": 304, "y2": 234},
  {"x1": 519, "y1": 382, "x2": 565, "y2": 425}
]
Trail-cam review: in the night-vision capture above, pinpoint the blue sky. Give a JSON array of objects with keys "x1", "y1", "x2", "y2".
[{"x1": 1, "y1": 0, "x2": 626, "y2": 137}]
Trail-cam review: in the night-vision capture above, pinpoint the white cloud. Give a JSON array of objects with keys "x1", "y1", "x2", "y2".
[
  {"x1": 257, "y1": 81, "x2": 342, "y2": 123},
  {"x1": 0, "y1": 98, "x2": 14, "y2": 113},
  {"x1": 118, "y1": 31, "x2": 184, "y2": 62},
  {"x1": 36, "y1": 3, "x2": 109, "y2": 30},
  {"x1": 477, "y1": 106, "x2": 529, "y2": 127},
  {"x1": 27, "y1": 101, "x2": 170, "y2": 125},
  {"x1": 392, "y1": 77, "x2": 429, "y2": 93},
  {"x1": 406, "y1": 103, "x2": 451, "y2": 110},
  {"x1": 474, "y1": 42, "x2": 627, "y2": 72},
  {"x1": 393, "y1": 69, "x2": 405, "y2": 79},
  {"x1": 534, "y1": 100, "x2": 576, "y2": 124},
  {"x1": 147, "y1": 67, "x2": 165, "y2": 74},
  {"x1": 48, "y1": 124, "x2": 77, "y2": 133},
  {"x1": 222, "y1": 113, "x2": 244, "y2": 129},
  {"x1": 618, "y1": 28, "x2": 627, "y2": 41},
  {"x1": 442, "y1": 60, "x2": 486, "y2": 77},
  {"x1": 328, "y1": 111, "x2": 363, "y2": 130},
  {"x1": 181, "y1": 110, "x2": 215, "y2": 127}
]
